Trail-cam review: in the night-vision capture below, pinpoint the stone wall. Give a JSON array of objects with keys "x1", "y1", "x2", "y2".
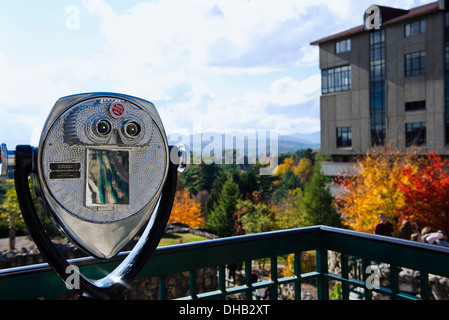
[
  {"x1": 124, "y1": 268, "x2": 218, "y2": 300},
  {"x1": 328, "y1": 251, "x2": 449, "y2": 300},
  {"x1": 0, "y1": 242, "x2": 85, "y2": 269}
]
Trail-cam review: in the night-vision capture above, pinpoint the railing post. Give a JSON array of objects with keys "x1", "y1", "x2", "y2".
[
  {"x1": 390, "y1": 264, "x2": 399, "y2": 300},
  {"x1": 159, "y1": 275, "x2": 167, "y2": 300},
  {"x1": 189, "y1": 270, "x2": 197, "y2": 299},
  {"x1": 420, "y1": 271, "x2": 429, "y2": 300},
  {"x1": 218, "y1": 264, "x2": 226, "y2": 300},
  {"x1": 270, "y1": 256, "x2": 278, "y2": 300},
  {"x1": 316, "y1": 248, "x2": 329, "y2": 300},
  {"x1": 362, "y1": 258, "x2": 372, "y2": 300},
  {"x1": 341, "y1": 254, "x2": 349, "y2": 300},
  {"x1": 245, "y1": 260, "x2": 253, "y2": 300},
  {"x1": 294, "y1": 252, "x2": 302, "y2": 300}
]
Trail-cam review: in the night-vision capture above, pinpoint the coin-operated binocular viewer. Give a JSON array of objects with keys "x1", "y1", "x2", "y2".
[{"x1": 0, "y1": 93, "x2": 189, "y2": 299}]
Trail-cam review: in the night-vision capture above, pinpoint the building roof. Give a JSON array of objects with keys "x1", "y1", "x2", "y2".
[{"x1": 310, "y1": 2, "x2": 440, "y2": 46}]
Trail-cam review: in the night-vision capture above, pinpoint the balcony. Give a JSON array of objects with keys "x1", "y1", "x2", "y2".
[{"x1": 0, "y1": 225, "x2": 448, "y2": 300}]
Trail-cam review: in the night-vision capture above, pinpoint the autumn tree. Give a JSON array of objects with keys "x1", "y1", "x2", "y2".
[
  {"x1": 275, "y1": 156, "x2": 295, "y2": 176},
  {"x1": 335, "y1": 147, "x2": 420, "y2": 233},
  {"x1": 293, "y1": 158, "x2": 314, "y2": 185},
  {"x1": 275, "y1": 187, "x2": 303, "y2": 230},
  {"x1": 396, "y1": 152, "x2": 449, "y2": 231},
  {"x1": 169, "y1": 189, "x2": 203, "y2": 228},
  {"x1": 0, "y1": 188, "x2": 24, "y2": 249}
]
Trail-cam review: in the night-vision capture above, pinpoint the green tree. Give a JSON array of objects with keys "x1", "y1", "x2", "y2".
[
  {"x1": 0, "y1": 188, "x2": 24, "y2": 249},
  {"x1": 302, "y1": 165, "x2": 342, "y2": 228},
  {"x1": 0, "y1": 179, "x2": 14, "y2": 203},
  {"x1": 273, "y1": 169, "x2": 302, "y2": 204},
  {"x1": 181, "y1": 159, "x2": 222, "y2": 195},
  {"x1": 204, "y1": 174, "x2": 241, "y2": 237},
  {"x1": 239, "y1": 169, "x2": 259, "y2": 200},
  {"x1": 275, "y1": 187, "x2": 304, "y2": 230},
  {"x1": 236, "y1": 200, "x2": 277, "y2": 234}
]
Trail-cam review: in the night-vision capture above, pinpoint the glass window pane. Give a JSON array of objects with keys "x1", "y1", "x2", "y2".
[
  {"x1": 412, "y1": 57, "x2": 419, "y2": 71},
  {"x1": 421, "y1": 54, "x2": 426, "y2": 73},
  {"x1": 322, "y1": 72, "x2": 328, "y2": 93},
  {"x1": 374, "y1": 31, "x2": 380, "y2": 44},
  {"x1": 342, "y1": 40, "x2": 347, "y2": 52},
  {"x1": 406, "y1": 56, "x2": 411, "y2": 76},
  {"x1": 321, "y1": 65, "x2": 351, "y2": 93},
  {"x1": 412, "y1": 21, "x2": 420, "y2": 35}
]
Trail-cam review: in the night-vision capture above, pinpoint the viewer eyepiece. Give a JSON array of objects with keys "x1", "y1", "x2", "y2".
[
  {"x1": 122, "y1": 120, "x2": 141, "y2": 138},
  {"x1": 95, "y1": 119, "x2": 112, "y2": 136}
]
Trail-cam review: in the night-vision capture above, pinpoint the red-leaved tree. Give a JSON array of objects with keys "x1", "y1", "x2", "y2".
[{"x1": 396, "y1": 152, "x2": 449, "y2": 231}]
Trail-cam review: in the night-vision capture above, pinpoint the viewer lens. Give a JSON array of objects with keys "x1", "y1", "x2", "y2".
[
  {"x1": 124, "y1": 122, "x2": 141, "y2": 137},
  {"x1": 97, "y1": 119, "x2": 111, "y2": 136}
]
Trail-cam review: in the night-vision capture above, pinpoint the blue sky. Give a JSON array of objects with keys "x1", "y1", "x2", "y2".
[{"x1": 0, "y1": 0, "x2": 433, "y2": 147}]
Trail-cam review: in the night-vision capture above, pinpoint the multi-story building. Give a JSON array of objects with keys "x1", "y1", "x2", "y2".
[{"x1": 311, "y1": 1, "x2": 449, "y2": 173}]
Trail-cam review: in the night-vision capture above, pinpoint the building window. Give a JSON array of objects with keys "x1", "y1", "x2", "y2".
[
  {"x1": 337, "y1": 127, "x2": 352, "y2": 148},
  {"x1": 405, "y1": 19, "x2": 426, "y2": 37},
  {"x1": 322, "y1": 65, "x2": 351, "y2": 94},
  {"x1": 336, "y1": 39, "x2": 351, "y2": 54},
  {"x1": 405, "y1": 100, "x2": 426, "y2": 112},
  {"x1": 406, "y1": 122, "x2": 426, "y2": 147},
  {"x1": 370, "y1": 29, "x2": 386, "y2": 147},
  {"x1": 405, "y1": 51, "x2": 426, "y2": 77}
]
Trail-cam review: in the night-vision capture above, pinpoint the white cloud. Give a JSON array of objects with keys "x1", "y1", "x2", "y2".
[
  {"x1": 82, "y1": 0, "x2": 324, "y2": 73},
  {"x1": 161, "y1": 73, "x2": 321, "y2": 136},
  {"x1": 0, "y1": 0, "x2": 436, "y2": 147},
  {"x1": 269, "y1": 75, "x2": 321, "y2": 107}
]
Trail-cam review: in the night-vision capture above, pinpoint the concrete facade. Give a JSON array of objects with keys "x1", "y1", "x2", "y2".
[{"x1": 312, "y1": 2, "x2": 448, "y2": 161}]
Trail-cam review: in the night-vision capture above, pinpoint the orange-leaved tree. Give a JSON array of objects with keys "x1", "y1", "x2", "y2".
[
  {"x1": 275, "y1": 157, "x2": 295, "y2": 177},
  {"x1": 335, "y1": 147, "x2": 420, "y2": 233},
  {"x1": 169, "y1": 189, "x2": 204, "y2": 228},
  {"x1": 293, "y1": 157, "x2": 314, "y2": 185},
  {"x1": 396, "y1": 152, "x2": 449, "y2": 231}
]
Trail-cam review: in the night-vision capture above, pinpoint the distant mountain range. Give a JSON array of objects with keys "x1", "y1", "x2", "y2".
[
  {"x1": 167, "y1": 131, "x2": 320, "y2": 155},
  {"x1": 278, "y1": 132, "x2": 320, "y2": 153}
]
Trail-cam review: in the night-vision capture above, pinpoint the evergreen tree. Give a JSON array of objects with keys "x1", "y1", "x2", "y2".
[
  {"x1": 302, "y1": 164, "x2": 342, "y2": 228},
  {"x1": 181, "y1": 158, "x2": 222, "y2": 195},
  {"x1": 273, "y1": 170, "x2": 302, "y2": 204},
  {"x1": 204, "y1": 174, "x2": 241, "y2": 237},
  {"x1": 236, "y1": 200, "x2": 276, "y2": 234}
]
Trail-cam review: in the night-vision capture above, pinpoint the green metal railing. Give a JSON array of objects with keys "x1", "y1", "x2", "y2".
[{"x1": 0, "y1": 225, "x2": 449, "y2": 300}]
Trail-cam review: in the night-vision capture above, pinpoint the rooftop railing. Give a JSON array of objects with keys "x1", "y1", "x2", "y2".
[{"x1": 0, "y1": 225, "x2": 448, "y2": 300}]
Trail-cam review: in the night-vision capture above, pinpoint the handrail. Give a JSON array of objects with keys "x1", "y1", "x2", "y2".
[{"x1": 0, "y1": 226, "x2": 448, "y2": 300}]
